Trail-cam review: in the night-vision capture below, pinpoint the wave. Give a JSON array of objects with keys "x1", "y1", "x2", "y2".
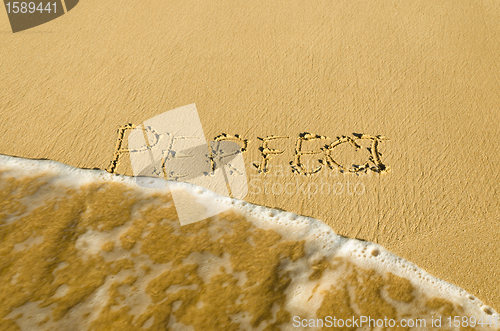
[{"x1": 0, "y1": 154, "x2": 498, "y2": 330}]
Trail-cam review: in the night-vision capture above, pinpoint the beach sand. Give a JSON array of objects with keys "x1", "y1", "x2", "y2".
[{"x1": 1, "y1": 0, "x2": 500, "y2": 325}]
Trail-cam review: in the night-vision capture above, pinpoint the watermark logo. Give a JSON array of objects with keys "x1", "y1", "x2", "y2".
[
  {"x1": 128, "y1": 104, "x2": 248, "y2": 226},
  {"x1": 3, "y1": 0, "x2": 79, "y2": 33}
]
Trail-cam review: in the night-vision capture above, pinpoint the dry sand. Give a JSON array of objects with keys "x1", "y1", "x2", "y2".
[{"x1": 1, "y1": 0, "x2": 499, "y2": 313}]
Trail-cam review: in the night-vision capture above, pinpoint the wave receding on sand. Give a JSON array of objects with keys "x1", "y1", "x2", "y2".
[{"x1": 0, "y1": 154, "x2": 498, "y2": 330}]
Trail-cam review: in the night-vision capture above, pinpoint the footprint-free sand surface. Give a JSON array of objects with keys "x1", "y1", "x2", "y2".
[{"x1": 1, "y1": 0, "x2": 500, "y2": 316}]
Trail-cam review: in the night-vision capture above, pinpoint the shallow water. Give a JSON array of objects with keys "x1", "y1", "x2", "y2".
[{"x1": 0, "y1": 154, "x2": 498, "y2": 330}]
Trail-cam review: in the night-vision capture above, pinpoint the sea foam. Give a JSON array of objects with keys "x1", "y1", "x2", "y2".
[{"x1": 0, "y1": 154, "x2": 498, "y2": 330}]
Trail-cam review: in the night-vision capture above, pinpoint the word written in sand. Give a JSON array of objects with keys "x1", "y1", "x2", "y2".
[{"x1": 106, "y1": 124, "x2": 388, "y2": 176}]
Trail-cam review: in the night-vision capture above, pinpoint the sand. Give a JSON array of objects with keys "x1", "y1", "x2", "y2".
[{"x1": 1, "y1": 0, "x2": 499, "y2": 319}]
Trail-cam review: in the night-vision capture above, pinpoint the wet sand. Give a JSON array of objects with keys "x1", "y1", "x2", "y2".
[{"x1": 1, "y1": 0, "x2": 500, "y2": 314}]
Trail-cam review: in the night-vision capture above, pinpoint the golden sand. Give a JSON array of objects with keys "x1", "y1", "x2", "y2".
[{"x1": 1, "y1": 0, "x2": 500, "y2": 318}]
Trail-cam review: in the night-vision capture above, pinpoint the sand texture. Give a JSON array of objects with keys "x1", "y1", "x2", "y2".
[{"x1": 1, "y1": 0, "x2": 499, "y2": 314}]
